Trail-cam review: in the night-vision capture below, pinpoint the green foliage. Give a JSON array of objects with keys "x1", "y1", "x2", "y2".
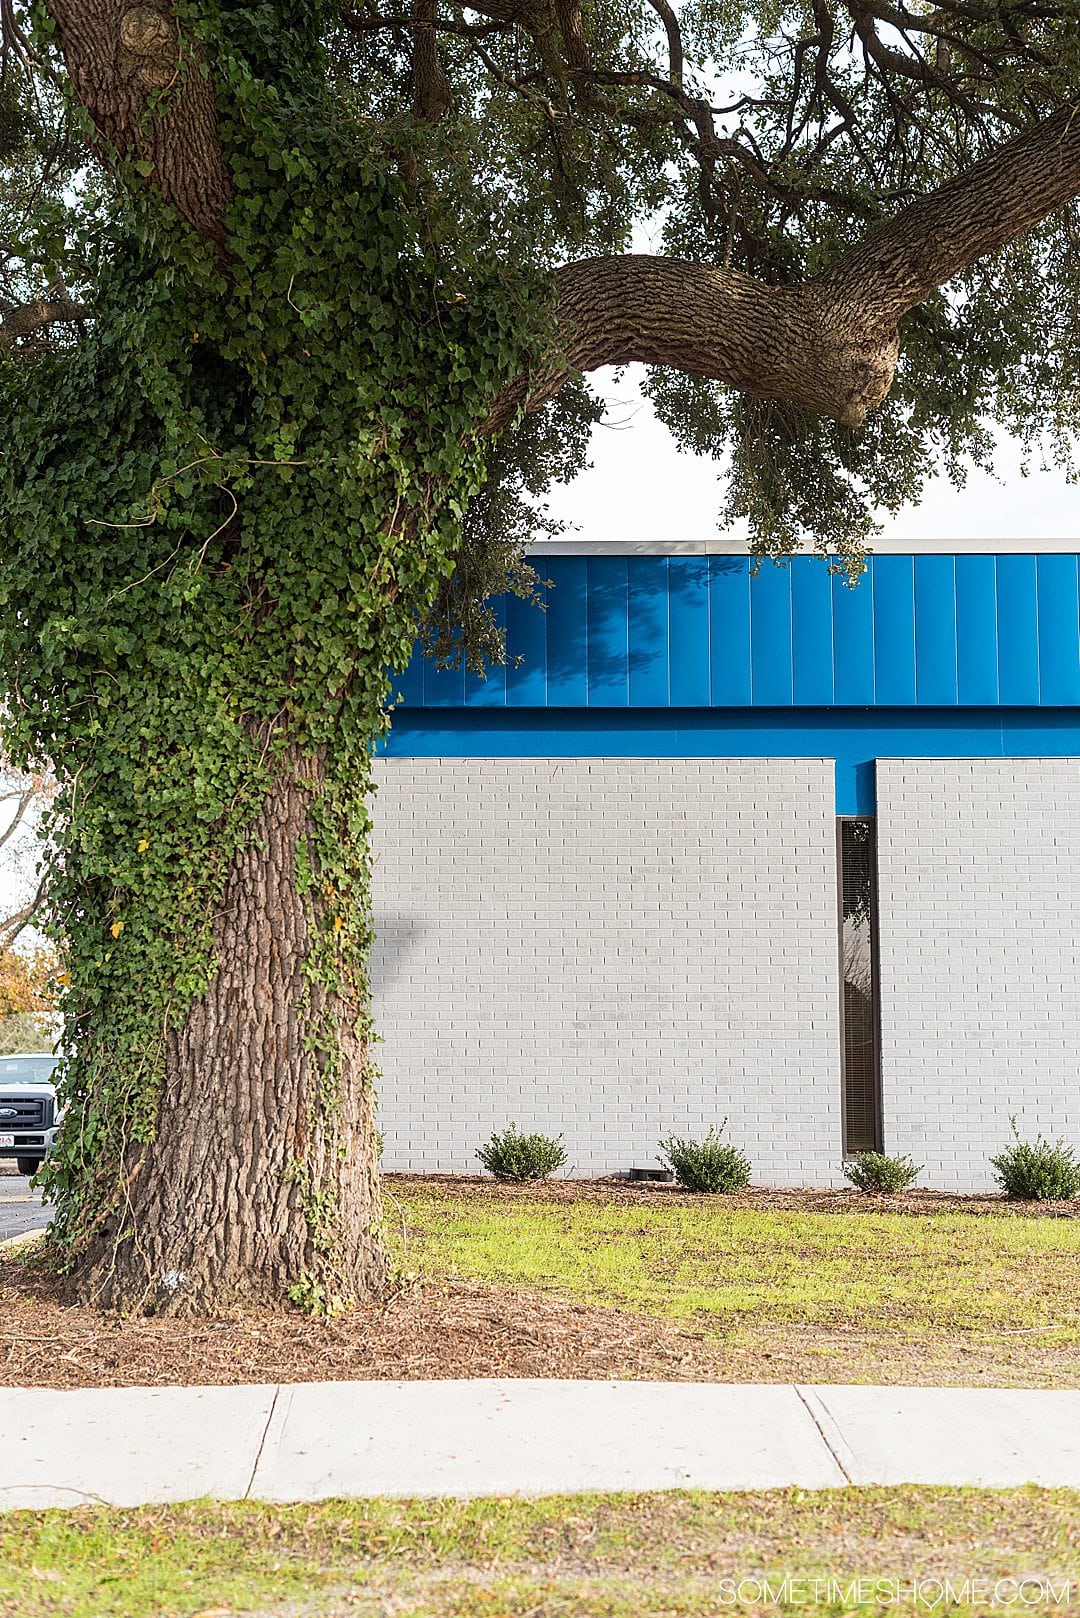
[
  {"x1": 476, "y1": 1124, "x2": 568, "y2": 1182},
  {"x1": 843, "y1": 1152, "x2": 922, "y2": 1194},
  {"x1": 0, "y1": 4, "x2": 548, "y2": 1278},
  {"x1": 658, "y1": 1124, "x2": 752, "y2": 1194},
  {"x1": 991, "y1": 1121, "x2": 1080, "y2": 1202}
]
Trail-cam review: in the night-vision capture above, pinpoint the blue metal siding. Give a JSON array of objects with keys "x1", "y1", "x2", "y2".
[
  {"x1": 398, "y1": 552, "x2": 1080, "y2": 710},
  {"x1": 955, "y1": 554, "x2": 998, "y2": 705},
  {"x1": 669, "y1": 557, "x2": 711, "y2": 705},
  {"x1": 996, "y1": 554, "x2": 1041, "y2": 705},
  {"x1": 627, "y1": 557, "x2": 669, "y2": 706},
  {"x1": 707, "y1": 557, "x2": 752, "y2": 705},
  {"x1": 1037, "y1": 554, "x2": 1080, "y2": 705},
  {"x1": 586, "y1": 555, "x2": 629, "y2": 706},
  {"x1": 791, "y1": 559, "x2": 834, "y2": 705}
]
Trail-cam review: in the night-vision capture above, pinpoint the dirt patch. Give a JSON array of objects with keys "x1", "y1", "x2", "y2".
[
  {"x1": 0, "y1": 1251, "x2": 1077, "y2": 1390},
  {"x1": 386, "y1": 1172, "x2": 1080, "y2": 1218}
]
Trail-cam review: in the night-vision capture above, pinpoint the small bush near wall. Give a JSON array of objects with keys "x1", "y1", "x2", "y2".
[
  {"x1": 990, "y1": 1121, "x2": 1080, "y2": 1201},
  {"x1": 658, "y1": 1124, "x2": 752, "y2": 1193},
  {"x1": 477, "y1": 1125, "x2": 568, "y2": 1182},
  {"x1": 842, "y1": 1152, "x2": 922, "y2": 1193}
]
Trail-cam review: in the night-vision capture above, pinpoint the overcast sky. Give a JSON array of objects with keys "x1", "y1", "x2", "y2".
[{"x1": 542, "y1": 367, "x2": 1080, "y2": 546}]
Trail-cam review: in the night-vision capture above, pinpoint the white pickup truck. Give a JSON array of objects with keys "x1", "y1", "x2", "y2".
[{"x1": 0, "y1": 1053, "x2": 61, "y2": 1177}]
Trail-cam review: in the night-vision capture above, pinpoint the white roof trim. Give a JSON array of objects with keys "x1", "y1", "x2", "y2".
[{"x1": 529, "y1": 538, "x2": 1080, "y2": 555}]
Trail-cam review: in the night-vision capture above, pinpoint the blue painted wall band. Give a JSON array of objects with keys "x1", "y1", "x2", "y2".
[{"x1": 381, "y1": 706, "x2": 1080, "y2": 815}]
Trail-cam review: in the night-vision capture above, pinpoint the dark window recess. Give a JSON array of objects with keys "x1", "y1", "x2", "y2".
[{"x1": 838, "y1": 818, "x2": 882, "y2": 1154}]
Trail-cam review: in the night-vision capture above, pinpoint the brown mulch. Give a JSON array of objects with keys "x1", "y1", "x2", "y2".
[
  {"x1": 0, "y1": 1250, "x2": 1078, "y2": 1391},
  {"x1": 0, "y1": 1175, "x2": 1076, "y2": 1389},
  {"x1": 386, "y1": 1172, "x2": 1080, "y2": 1218},
  {"x1": 0, "y1": 1257, "x2": 723, "y2": 1389}
]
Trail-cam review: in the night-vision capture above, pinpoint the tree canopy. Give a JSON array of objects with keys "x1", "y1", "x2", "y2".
[
  {"x1": 4, "y1": 2, "x2": 1079, "y2": 568},
  {"x1": 0, "y1": 0, "x2": 1077, "y2": 1312}
]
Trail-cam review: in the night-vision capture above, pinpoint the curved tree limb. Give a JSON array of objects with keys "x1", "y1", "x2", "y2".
[
  {"x1": 492, "y1": 100, "x2": 1080, "y2": 431},
  {"x1": 0, "y1": 289, "x2": 88, "y2": 348},
  {"x1": 30, "y1": 6, "x2": 1080, "y2": 433}
]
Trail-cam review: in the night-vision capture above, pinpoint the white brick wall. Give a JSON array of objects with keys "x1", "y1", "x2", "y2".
[
  {"x1": 877, "y1": 758, "x2": 1080, "y2": 1190},
  {"x1": 371, "y1": 757, "x2": 843, "y2": 1185}
]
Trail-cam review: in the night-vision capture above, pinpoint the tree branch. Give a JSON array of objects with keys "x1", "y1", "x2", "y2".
[
  {"x1": 0, "y1": 289, "x2": 88, "y2": 349},
  {"x1": 824, "y1": 100, "x2": 1080, "y2": 316},
  {"x1": 493, "y1": 100, "x2": 1080, "y2": 432}
]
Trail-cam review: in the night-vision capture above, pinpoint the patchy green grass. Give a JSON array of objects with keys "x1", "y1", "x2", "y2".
[
  {"x1": 389, "y1": 1186, "x2": 1080, "y2": 1339},
  {"x1": 2, "y1": 1488, "x2": 1077, "y2": 1617}
]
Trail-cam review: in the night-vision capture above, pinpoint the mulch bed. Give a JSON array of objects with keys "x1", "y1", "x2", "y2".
[
  {"x1": 385, "y1": 1172, "x2": 1080, "y2": 1218},
  {"x1": 0, "y1": 1258, "x2": 728, "y2": 1389},
  {"x1": 0, "y1": 1249, "x2": 1077, "y2": 1391},
  {"x1": 0, "y1": 1175, "x2": 1076, "y2": 1389}
]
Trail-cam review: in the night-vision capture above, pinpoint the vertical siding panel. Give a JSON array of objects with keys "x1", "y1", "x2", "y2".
[
  {"x1": 832, "y1": 567, "x2": 875, "y2": 704},
  {"x1": 504, "y1": 587, "x2": 549, "y2": 706},
  {"x1": 628, "y1": 557, "x2": 670, "y2": 706},
  {"x1": 389, "y1": 641, "x2": 425, "y2": 707},
  {"x1": 668, "y1": 556, "x2": 711, "y2": 706},
  {"x1": 709, "y1": 556, "x2": 752, "y2": 705},
  {"x1": 422, "y1": 641, "x2": 467, "y2": 705},
  {"x1": 464, "y1": 594, "x2": 507, "y2": 706},
  {"x1": 750, "y1": 560, "x2": 794, "y2": 704},
  {"x1": 545, "y1": 555, "x2": 589, "y2": 706},
  {"x1": 914, "y1": 554, "x2": 958, "y2": 705},
  {"x1": 791, "y1": 556, "x2": 834, "y2": 705},
  {"x1": 997, "y1": 554, "x2": 1040, "y2": 705},
  {"x1": 955, "y1": 554, "x2": 999, "y2": 705},
  {"x1": 872, "y1": 555, "x2": 916, "y2": 705},
  {"x1": 1036, "y1": 554, "x2": 1080, "y2": 704},
  {"x1": 585, "y1": 555, "x2": 629, "y2": 705}
]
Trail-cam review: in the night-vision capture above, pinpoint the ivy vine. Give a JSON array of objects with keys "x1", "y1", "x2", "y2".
[{"x1": 0, "y1": 4, "x2": 546, "y2": 1283}]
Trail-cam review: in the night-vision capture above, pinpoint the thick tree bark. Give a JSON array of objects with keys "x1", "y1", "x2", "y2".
[
  {"x1": 493, "y1": 101, "x2": 1080, "y2": 431},
  {"x1": 74, "y1": 760, "x2": 388, "y2": 1314},
  {"x1": 43, "y1": 1, "x2": 231, "y2": 244}
]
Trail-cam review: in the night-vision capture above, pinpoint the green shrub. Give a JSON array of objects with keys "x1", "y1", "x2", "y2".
[
  {"x1": 477, "y1": 1124, "x2": 567, "y2": 1182},
  {"x1": 658, "y1": 1123, "x2": 751, "y2": 1193},
  {"x1": 842, "y1": 1151, "x2": 922, "y2": 1193},
  {"x1": 990, "y1": 1119, "x2": 1080, "y2": 1201}
]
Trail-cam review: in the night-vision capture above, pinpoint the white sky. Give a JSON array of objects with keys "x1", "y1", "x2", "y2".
[{"x1": 543, "y1": 367, "x2": 1080, "y2": 544}]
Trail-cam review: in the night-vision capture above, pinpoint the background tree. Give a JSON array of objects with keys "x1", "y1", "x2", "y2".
[
  {"x1": 0, "y1": 757, "x2": 58, "y2": 1053},
  {"x1": 1, "y1": 0, "x2": 1077, "y2": 1313}
]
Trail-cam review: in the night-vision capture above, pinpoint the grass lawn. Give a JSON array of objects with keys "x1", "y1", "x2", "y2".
[
  {"x1": 390, "y1": 1182, "x2": 1080, "y2": 1336},
  {"x1": 3, "y1": 1487, "x2": 1078, "y2": 1617},
  {"x1": 2, "y1": 1178, "x2": 1078, "y2": 1386},
  {"x1": 383, "y1": 1179, "x2": 1080, "y2": 1383}
]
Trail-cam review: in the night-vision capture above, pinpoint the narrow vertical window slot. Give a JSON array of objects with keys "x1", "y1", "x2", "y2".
[{"x1": 838, "y1": 817, "x2": 882, "y2": 1154}]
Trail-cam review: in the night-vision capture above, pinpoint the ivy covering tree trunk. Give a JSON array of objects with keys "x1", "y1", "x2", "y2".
[
  {"x1": 79, "y1": 761, "x2": 389, "y2": 1312},
  {"x1": 0, "y1": 19, "x2": 537, "y2": 1310},
  {"x1": 2, "y1": 0, "x2": 1079, "y2": 1311}
]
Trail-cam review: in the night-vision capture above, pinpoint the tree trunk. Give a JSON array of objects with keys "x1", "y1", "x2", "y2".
[{"x1": 73, "y1": 759, "x2": 389, "y2": 1315}]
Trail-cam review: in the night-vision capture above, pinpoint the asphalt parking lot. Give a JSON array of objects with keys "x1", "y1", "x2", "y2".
[{"x1": 0, "y1": 1168, "x2": 48, "y2": 1243}]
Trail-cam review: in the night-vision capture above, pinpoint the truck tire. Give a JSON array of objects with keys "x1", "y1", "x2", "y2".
[{"x1": 16, "y1": 1157, "x2": 40, "y2": 1177}]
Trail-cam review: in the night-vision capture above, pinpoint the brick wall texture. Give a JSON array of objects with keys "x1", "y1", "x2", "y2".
[
  {"x1": 876, "y1": 757, "x2": 1080, "y2": 1190},
  {"x1": 372, "y1": 754, "x2": 1080, "y2": 1190},
  {"x1": 371, "y1": 757, "x2": 844, "y2": 1185}
]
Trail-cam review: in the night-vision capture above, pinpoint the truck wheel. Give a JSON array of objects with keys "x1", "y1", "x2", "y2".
[{"x1": 16, "y1": 1158, "x2": 40, "y2": 1177}]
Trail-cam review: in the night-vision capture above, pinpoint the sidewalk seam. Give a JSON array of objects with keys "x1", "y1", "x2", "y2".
[
  {"x1": 245, "y1": 1384, "x2": 281, "y2": 1500},
  {"x1": 794, "y1": 1386, "x2": 853, "y2": 1485}
]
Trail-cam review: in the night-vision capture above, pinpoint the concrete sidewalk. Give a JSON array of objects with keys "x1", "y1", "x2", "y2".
[{"x1": 1, "y1": 1380, "x2": 1079, "y2": 1510}]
